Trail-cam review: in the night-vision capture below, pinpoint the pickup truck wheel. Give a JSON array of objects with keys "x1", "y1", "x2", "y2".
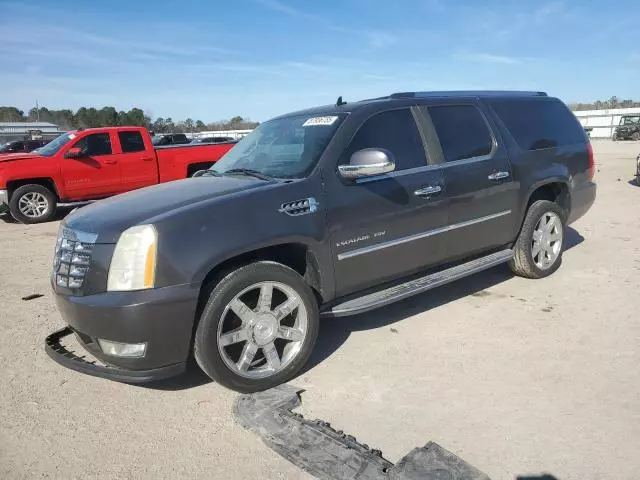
[
  {"x1": 509, "y1": 200, "x2": 566, "y2": 279},
  {"x1": 9, "y1": 184, "x2": 57, "y2": 224},
  {"x1": 632, "y1": 132, "x2": 640, "y2": 141},
  {"x1": 194, "y1": 261, "x2": 319, "y2": 393}
]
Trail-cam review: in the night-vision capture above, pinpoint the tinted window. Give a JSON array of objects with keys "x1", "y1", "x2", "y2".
[
  {"x1": 75, "y1": 133, "x2": 112, "y2": 156},
  {"x1": 345, "y1": 109, "x2": 426, "y2": 170},
  {"x1": 119, "y1": 131, "x2": 145, "y2": 153},
  {"x1": 490, "y1": 99, "x2": 585, "y2": 151},
  {"x1": 428, "y1": 105, "x2": 493, "y2": 162}
]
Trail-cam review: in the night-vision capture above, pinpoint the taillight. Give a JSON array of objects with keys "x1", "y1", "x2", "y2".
[{"x1": 587, "y1": 142, "x2": 595, "y2": 180}]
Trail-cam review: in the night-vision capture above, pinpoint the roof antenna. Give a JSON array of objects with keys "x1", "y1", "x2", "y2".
[{"x1": 336, "y1": 96, "x2": 347, "y2": 106}]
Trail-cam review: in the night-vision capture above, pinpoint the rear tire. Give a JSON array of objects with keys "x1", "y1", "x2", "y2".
[
  {"x1": 632, "y1": 132, "x2": 640, "y2": 141},
  {"x1": 9, "y1": 184, "x2": 57, "y2": 224},
  {"x1": 194, "y1": 261, "x2": 319, "y2": 393},
  {"x1": 509, "y1": 200, "x2": 566, "y2": 279}
]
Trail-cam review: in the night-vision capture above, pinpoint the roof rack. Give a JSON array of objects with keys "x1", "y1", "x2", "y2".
[{"x1": 389, "y1": 90, "x2": 547, "y2": 99}]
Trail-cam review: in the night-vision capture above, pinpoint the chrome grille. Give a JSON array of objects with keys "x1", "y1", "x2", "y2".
[{"x1": 53, "y1": 227, "x2": 97, "y2": 290}]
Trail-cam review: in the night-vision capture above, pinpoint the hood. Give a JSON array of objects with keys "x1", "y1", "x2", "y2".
[
  {"x1": 0, "y1": 152, "x2": 43, "y2": 163},
  {"x1": 64, "y1": 176, "x2": 270, "y2": 243}
]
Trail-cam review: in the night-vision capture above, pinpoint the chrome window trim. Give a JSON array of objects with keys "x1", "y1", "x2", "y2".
[
  {"x1": 354, "y1": 165, "x2": 436, "y2": 184},
  {"x1": 337, "y1": 210, "x2": 512, "y2": 260}
]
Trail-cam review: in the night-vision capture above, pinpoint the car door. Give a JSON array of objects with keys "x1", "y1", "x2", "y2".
[
  {"x1": 61, "y1": 132, "x2": 121, "y2": 199},
  {"x1": 325, "y1": 107, "x2": 449, "y2": 297},
  {"x1": 114, "y1": 130, "x2": 158, "y2": 192},
  {"x1": 420, "y1": 102, "x2": 519, "y2": 261}
]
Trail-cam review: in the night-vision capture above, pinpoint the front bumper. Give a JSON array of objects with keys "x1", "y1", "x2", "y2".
[
  {"x1": 0, "y1": 189, "x2": 8, "y2": 212},
  {"x1": 47, "y1": 283, "x2": 200, "y2": 383}
]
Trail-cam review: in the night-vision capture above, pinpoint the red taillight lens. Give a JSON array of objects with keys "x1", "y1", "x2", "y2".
[{"x1": 587, "y1": 142, "x2": 595, "y2": 180}]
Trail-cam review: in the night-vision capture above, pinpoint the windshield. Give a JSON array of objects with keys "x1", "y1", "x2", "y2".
[
  {"x1": 210, "y1": 113, "x2": 345, "y2": 179},
  {"x1": 621, "y1": 116, "x2": 640, "y2": 125},
  {"x1": 32, "y1": 132, "x2": 76, "y2": 157}
]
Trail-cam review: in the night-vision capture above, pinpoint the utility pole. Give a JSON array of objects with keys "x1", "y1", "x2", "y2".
[{"x1": 36, "y1": 100, "x2": 40, "y2": 122}]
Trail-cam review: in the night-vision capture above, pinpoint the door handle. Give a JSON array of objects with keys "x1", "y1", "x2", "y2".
[
  {"x1": 141, "y1": 156, "x2": 154, "y2": 161},
  {"x1": 488, "y1": 171, "x2": 510, "y2": 181},
  {"x1": 103, "y1": 159, "x2": 118, "y2": 165},
  {"x1": 414, "y1": 185, "x2": 442, "y2": 197}
]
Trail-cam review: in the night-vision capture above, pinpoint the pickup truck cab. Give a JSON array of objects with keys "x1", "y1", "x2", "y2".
[
  {"x1": 0, "y1": 126, "x2": 235, "y2": 223},
  {"x1": 45, "y1": 91, "x2": 596, "y2": 392}
]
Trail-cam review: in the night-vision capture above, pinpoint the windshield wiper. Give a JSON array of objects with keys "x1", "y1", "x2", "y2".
[{"x1": 222, "y1": 168, "x2": 275, "y2": 181}]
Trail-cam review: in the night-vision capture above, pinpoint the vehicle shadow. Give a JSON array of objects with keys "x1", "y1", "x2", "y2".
[
  {"x1": 143, "y1": 227, "x2": 584, "y2": 391},
  {"x1": 0, "y1": 204, "x2": 87, "y2": 224},
  {"x1": 517, "y1": 475, "x2": 560, "y2": 480},
  {"x1": 628, "y1": 178, "x2": 640, "y2": 187}
]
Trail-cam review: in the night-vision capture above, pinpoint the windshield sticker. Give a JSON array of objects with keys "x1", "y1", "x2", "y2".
[{"x1": 303, "y1": 116, "x2": 339, "y2": 127}]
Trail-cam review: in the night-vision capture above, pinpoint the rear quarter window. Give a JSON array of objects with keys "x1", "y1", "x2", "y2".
[{"x1": 490, "y1": 98, "x2": 585, "y2": 151}]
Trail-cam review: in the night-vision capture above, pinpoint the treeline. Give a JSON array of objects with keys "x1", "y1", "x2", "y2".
[
  {"x1": 0, "y1": 106, "x2": 259, "y2": 133},
  {"x1": 569, "y1": 97, "x2": 640, "y2": 111},
  {"x1": 149, "y1": 115, "x2": 259, "y2": 133}
]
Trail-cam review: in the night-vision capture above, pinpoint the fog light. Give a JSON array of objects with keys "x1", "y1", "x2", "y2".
[{"x1": 97, "y1": 339, "x2": 147, "y2": 358}]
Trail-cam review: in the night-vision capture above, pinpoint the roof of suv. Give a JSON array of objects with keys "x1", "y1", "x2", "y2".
[{"x1": 274, "y1": 90, "x2": 550, "y2": 120}]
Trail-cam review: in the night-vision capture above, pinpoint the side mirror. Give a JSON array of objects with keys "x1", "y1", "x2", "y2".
[
  {"x1": 338, "y1": 148, "x2": 396, "y2": 179},
  {"x1": 65, "y1": 147, "x2": 84, "y2": 159}
]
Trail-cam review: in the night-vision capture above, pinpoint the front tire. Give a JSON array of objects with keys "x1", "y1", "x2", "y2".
[
  {"x1": 194, "y1": 261, "x2": 319, "y2": 393},
  {"x1": 509, "y1": 200, "x2": 566, "y2": 279},
  {"x1": 9, "y1": 184, "x2": 57, "y2": 224}
]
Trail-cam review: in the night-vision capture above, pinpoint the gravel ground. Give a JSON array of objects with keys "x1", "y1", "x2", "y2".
[{"x1": 1, "y1": 140, "x2": 639, "y2": 480}]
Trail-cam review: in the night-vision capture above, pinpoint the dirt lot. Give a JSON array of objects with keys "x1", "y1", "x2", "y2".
[{"x1": 1, "y1": 140, "x2": 638, "y2": 480}]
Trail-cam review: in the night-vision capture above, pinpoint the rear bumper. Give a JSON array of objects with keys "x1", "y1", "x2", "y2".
[
  {"x1": 568, "y1": 181, "x2": 596, "y2": 225},
  {"x1": 48, "y1": 283, "x2": 200, "y2": 383}
]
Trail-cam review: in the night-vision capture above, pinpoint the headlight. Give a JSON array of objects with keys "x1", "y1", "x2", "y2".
[{"x1": 107, "y1": 225, "x2": 157, "y2": 291}]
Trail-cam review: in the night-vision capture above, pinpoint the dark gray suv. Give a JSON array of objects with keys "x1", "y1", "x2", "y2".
[{"x1": 46, "y1": 91, "x2": 596, "y2": 392}]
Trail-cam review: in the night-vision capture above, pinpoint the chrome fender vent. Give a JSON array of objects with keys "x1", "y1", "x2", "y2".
[{"x1": 279, "y1": 197, "x2": 319, "y2": 216}]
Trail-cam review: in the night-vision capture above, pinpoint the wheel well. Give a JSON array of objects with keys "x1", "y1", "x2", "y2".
[
  {"x1": 195, "y1": 243, "x2": 323, "y2": 318},
  {"x1": 187, "y1": 162, "x2": 214, "y2": 177},
  {"x1": 526, "y1": 182, "x2": 569, "y2": 217},
  {"x1": 7, "y1": 178, "x2": 59, "y2": 201}
]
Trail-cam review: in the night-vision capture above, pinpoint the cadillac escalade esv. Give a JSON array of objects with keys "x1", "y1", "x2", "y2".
[{"x1": 45, "y1": 91, "x2": 596, "y2": 392}]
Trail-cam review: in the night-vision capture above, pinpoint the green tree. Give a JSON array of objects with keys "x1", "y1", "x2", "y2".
[
  {"x1": 0, "y1": 107, "x2": 25, "y2": 122},
  {"x1": 99, "y1": 107, "x2": 118, "y2": 126},
  {"x1": 195, "y1": 120, "x2": 206, "y2": 131}
]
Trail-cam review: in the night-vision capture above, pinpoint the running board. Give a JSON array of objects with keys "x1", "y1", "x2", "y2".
[{"x1": 322, "y1": 249, "x2": 514, "y2": 317}]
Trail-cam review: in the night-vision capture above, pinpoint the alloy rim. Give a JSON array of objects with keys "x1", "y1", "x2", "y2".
[
  {"x1": 531, "y1": 212, "x2": 563, "y2": 270},
  {"x1": 18, "y1": 192, "x2": 49, "y2": 218},
  {"x1": 217, "y1": 281, "x2": 308, "y2": 379}
]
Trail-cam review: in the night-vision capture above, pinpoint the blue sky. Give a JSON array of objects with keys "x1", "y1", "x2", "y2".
[{"x1": 1, "y1": 0, "x2": 638, "y2": 122}]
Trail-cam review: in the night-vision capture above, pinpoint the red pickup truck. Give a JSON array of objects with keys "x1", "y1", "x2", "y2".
[{"x1": 0, "y1": 126, "x2": 235, "y2": 223}]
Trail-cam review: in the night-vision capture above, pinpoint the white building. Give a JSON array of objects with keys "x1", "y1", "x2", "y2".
[
  {"x1": 573, "y1": 107, "x2": 640, "y2": 139},
  {"x1": 0, "y1": 122, "x2": 64, "y2": 141}
]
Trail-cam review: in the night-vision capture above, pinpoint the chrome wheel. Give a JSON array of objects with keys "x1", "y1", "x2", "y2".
[
  {"x1": 531, "y1": 212, "x2": 563, "y2": 270},
  {"x1": 216, "y1": 281, "x2": 308, "y2": 379},
  {"x1": 18, "y1": 192, "x2": 49, "y2": 218}
]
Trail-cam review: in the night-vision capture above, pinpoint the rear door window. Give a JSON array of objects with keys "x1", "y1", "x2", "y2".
[
  {"x1": 490, "y1": 98, "x2": 585, "y2": 151},
  {"x1": 118, "y1": 131, "x2": 146, "y2": 153},
  {"x1": 344, "y1": 108, "x2": 427, "y2": 171},
  {"x1": 428, "y1": 105, "x2": 493, "y2": 162}
]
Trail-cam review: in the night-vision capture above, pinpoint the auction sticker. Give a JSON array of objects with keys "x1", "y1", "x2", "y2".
[{"x1": 303, "y1": 116, "x2": 339, "y2": 127}]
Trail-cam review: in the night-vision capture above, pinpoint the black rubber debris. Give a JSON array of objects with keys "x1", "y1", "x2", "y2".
[
  {"x1": 234, "y1": 384, "x2": 491, "y2": 480},
  {"x1": 22, "y1": 293, "x2": 44, "y2": 301}
]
